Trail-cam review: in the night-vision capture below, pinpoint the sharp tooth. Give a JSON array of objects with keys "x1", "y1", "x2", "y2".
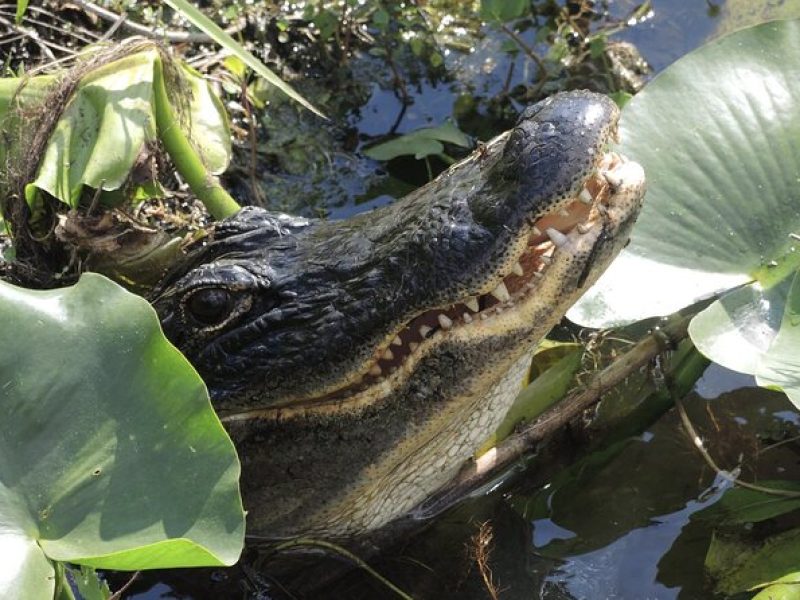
[
  {"x1": 495, "y1": 306, "x2": 504, "y2": 315},
  {"x1": 419, "y1": 325, "x2": 433, "y2": 338},
  {"x1": 532, "y1": 226, "x2": 542, "y2": 236},
  {"x1": 579, "y1": 188, "x2": 593, "y2": 204},
  {"x1": 409, "y1": 342, "x2": 419, "y2": 352},
  {"x1": 525, "y1": 282, "x2": 536, "y2": 290},
  {"x1": 511, "y1": 262, "x2": 524, "y2": 276},
  {"x1": 369, "y1": 365, "x2": 382, "y2": 376},
  {"x1": 438, "y1": 314, "x2": 453, "y2": 329},
  {"x1": 480, "y1": 312, "x2": 489, "y2": 320},
  {"x1": 490, "y1": 281, "x2": 510, "y2": 303},
  {"x1": 392, "y1": 336, "x2": 403, "y2": 346},
  {"x1": 540, "y1": 255, "x2": 552, "y2": 265},
  {"x1": 462, "y1": 313, "x2": 473, "y2": 323},
  {"x1": 577, "y1": 222, "x2": 592, "y2": 234},
  {"x1": 465, "y1": 297, "x2": 480, "y2": 312},
  {"x1": 382, "y1": 348, "x2": 394, "y2": 361},
  {"x1": 533, "y1": 271, "x2": 544, "y2": 279},
  {"x1": 603, "y1": 170, "x2": 622, "y2": 189},
  {"x1": 546, "y1": 228, "x2": 568, "y2": 247}
]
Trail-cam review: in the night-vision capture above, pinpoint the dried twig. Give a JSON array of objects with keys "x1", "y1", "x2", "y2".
[
  {"x1": 108, "y1": 570, "x2": 140, "y2": 600},
  {"x1": 468, "y1": 521, "x2": 500, "y2": 600}
]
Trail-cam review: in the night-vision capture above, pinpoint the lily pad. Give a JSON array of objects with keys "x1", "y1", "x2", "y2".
[
  {"x1": 0, "y1": 274, "x2": 244, "y2": 600},
  {"x1": 567, "y1": 20, "x2": 800, "y2": 405}
]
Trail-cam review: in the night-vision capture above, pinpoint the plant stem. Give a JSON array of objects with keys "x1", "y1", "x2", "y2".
[
  {"x1": 266, "y1": 538, "x2": 414, "y2": 600},
  {"x1": 417, "y1": 309, "x2": 698, "y2": 517},
  {"x1": 500, "y1": 23, "x2": 548, "y2": 79},
  {"x1": 152, "y1": 55, "x2": 240, "y2": 220}
]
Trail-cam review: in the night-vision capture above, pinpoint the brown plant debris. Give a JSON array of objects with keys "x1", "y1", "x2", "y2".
[{"x1": 467, "y1": 520, "x2": 500, "y2": 600}]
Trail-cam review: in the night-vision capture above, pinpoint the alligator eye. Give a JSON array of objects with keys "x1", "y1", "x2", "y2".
[{"x1": 185, "y1": 288, "x2": 234, "y2": 326}]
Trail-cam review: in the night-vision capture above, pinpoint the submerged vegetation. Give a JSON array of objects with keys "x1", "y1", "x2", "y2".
[{"x1": 0, "y1": 1, "x2": 799, "y2": 598}]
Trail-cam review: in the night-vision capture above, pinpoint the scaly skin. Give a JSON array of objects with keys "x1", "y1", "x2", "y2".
[{"x1": 152, "y1": 91, "x2": 646, "y2": 538}]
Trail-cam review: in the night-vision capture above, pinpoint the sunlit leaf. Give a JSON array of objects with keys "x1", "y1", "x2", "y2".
[
  {"x1": 751, "y1": 572, "x2": 800, "y2": 600},
  {"x1": 570, "y1": 20, "x2": 800, "y2": 327},
  {"x1": 0, "y1": 274, "x2": 244, "y2": 599},
  {"x1": 364, "y1": 121, "x2": 471, "y2": 161},
  {"x1": 14, "y1": 0, "x2": 28, "y2": 25},
  {"x1": 19, "y1": 49, "x2": 231, "y2": 210},
  {"x1": 477, "y1": 343, "x2": 583, "y2": 454},
  {"x1": 568, "y1": 21, "x2": 800, "y2": 403},
  {"x1": 756, "y1": 270, "x2": 800, "y2": 408}
]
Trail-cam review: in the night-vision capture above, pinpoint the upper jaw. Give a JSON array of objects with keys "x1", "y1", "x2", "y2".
[{"x1": 222, "y1": 143, "x2": 646, "y2": 419}]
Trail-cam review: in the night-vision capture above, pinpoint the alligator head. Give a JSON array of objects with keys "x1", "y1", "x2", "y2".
[{"x1": 151, "y1": 90, "x2": 646, "y2": 538}]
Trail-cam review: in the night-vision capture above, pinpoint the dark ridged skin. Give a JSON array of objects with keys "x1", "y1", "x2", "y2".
[
  {"x1": 151, "y1": 91, "x2": 644, "y2": 537},
  {"x1": 154, "y1": 91, "x2": 617, "y2": 408}
]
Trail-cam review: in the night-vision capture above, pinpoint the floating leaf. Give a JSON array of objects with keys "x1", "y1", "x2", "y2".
[
  {"x1": 364, "y1": 121, "x2": 471, "y2": 161},
  {"x1": 695, "y1": 480, "x2": 800, "y2": 525},
  {"x1": 0, "y1": 274, "x2": 244, "y2": 599},
  {"x1": 706, "y1": 528, "x2": 800, "y2": 595}
]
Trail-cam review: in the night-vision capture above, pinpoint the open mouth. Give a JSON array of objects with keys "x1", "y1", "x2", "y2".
[{"x1": 223, "y1": 150, "x2": 643, "y2": 420}]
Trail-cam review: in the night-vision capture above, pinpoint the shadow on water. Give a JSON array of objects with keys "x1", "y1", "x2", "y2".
[{"x1": 122, "y1": 1, "x2": 800, "y2": 598}]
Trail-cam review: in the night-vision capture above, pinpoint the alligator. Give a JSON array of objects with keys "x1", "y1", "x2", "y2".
[{"x1": 151, "y1": 90, "x2": 646, "y2": 539}]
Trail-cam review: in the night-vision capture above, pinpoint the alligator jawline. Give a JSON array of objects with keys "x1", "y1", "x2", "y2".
[{"x1": 222, "y1": 151, "x2": 637, "y2": 423}]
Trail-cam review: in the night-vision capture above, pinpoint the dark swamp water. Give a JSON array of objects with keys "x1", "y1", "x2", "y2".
[{"x1": 123, "y1": 1, "x2": 800, "y2": 598}]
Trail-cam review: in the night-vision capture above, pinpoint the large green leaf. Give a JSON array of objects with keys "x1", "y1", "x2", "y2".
[
  {"x1": 0, "y1": 274, "x2": 244, "y2": 600},
  {"x1": 570, "y1": 20, "x2": 800, "y2": 327},
  {"x1": 567, "y1": 21, "x2": 800, "y2": 406},
  {"x1": 20, "y1": 47, "x2": 231, "y2": 210}
]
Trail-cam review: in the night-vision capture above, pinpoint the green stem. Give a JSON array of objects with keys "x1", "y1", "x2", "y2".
[
  {"x1": 152, "y1": 56, "x2": 240, "y2": 220},
  {"x1": 53, "y1": 562, "x2": 77, "y2": 600},
  {"x1": 268, "y1": 538, "x2": 414, "y2": 600}
]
